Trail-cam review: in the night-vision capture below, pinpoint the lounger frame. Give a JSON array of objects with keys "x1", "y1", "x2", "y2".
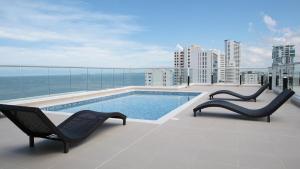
[
  {"x1": 209, "y1": 83, "x2": 270, "y2": 101},
  {"x1": 194, "y1": 89, "x2": 295, "y2": 122},
  {"x1": 0, "y1": 104, "x2": 126, "y2": 153}
]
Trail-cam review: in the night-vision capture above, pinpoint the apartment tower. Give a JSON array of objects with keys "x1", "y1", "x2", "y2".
[
  {"x1": 224, "y1": 40, "x2": 241, "y2": 83},
  {"x1": 272, "y1": 45, "x2": 295, "y2": 66},
  {"x1": 174, "y1": 45, "x2": 190, "y2": 85},
  {"x1": 218, "y1": 54, "x2": 225, "y2": 82}
]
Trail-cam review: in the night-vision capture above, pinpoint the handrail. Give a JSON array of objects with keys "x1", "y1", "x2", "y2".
[{"x1": 0, "y1": 64, "x2": 270, "y2": 70}]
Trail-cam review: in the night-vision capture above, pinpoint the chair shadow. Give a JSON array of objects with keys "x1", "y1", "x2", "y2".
[
  {"x1": 210, "y1": 98, "x2": 257, "y2": 102},
  {"x1": 193, "y1": 111, "x2": 268, "y2": 122},
  {"x1": 0, "y1": 112, "x2": 6, "y2": 119}
]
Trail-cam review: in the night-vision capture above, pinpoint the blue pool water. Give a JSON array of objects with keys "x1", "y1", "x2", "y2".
[{"x1": 43, "y1": 91, "x2": 200, "y2": 120}]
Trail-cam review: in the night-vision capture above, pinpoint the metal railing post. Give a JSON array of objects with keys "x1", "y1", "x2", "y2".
[
  {"x1": 239, "y1": 74, "x2": 242, "y2": 85},
  {"x1": 283, "y1": 73, "x2": 288, "y2": 90},
  {"x1": 187, "y1": 68, "x2": 190, "y2": 87},
  {"x1": 268, "y1": 73, "x2": 272, "y2": 90},
  {"x1": 260, "y1": 75, "x2": 264, "y2": 86}
]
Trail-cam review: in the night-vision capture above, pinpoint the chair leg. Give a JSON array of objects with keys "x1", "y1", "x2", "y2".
[
  {"x1": 123, "y1": 118, "x2": 126, "y2": 125},
  {"x1": 29, "y1": 136, "x2": 34, "y2": 147},
  {"x1": 254, "y1": 98, "x2": 256, "y2": 102},
  {"x1": 63, "y1": 142, "x2": 69, "y2": 153},
  {"x1": 194, "y1": 110, "x2": 200, "y2": 117},
  {"x1": 267, "y1": 116, "x2": 270, "y2": 123}
]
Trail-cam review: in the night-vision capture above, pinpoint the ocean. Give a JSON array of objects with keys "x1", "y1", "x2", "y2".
[{"x1": 0, "y1": 73, "x2": 145, "y2": 101}]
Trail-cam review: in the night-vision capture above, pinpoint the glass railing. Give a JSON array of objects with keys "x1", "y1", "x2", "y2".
[
  {"x1": 271, "y1": 62, "x2": 300, "y2": 95},
  {"x1": 0, "y1": 66, "x2": 187, "y2": 101},
  {"x1": 0, "y1": 65, "x2": 298, "y2": 101},
  {"x1": 189, "y1": 67, "x2": 269, "y2": 85}
]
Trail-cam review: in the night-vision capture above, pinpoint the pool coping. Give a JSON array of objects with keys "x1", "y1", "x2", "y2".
[
  {"x1": 3, "y1": 85, "x2": 187, "y2": 106},
  {"x1": 41, "y1": 89, "x2": 207, "y2": 124}
]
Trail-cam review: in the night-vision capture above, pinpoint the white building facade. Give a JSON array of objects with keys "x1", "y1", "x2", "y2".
[
  {"x1": 271, "y1": 44, "x2": 296, "y2": 88},
  {"x1": 218, "y1": 54, "x2": 225, "y2": 82},
  {"x1": 272, "y1": 45, "x2": 295, "y2": 66},
  {"x1": 189, "y1": 46, "x2": 219, "y2": 83},
  {"x1": 174, "y1": 46, "x2": 190, "y2": 85},
  {"x1": 224, "y1": 40, "x2": 241, "y2": 83},
  {"x1": 174, "y1": 44, "x2": 224, "y2": 84}
]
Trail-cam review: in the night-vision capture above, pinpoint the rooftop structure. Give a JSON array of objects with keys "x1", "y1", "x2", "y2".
[
  {"x1": 224, "y1": 40, "x2": 241, "y2": 83},
  {"x1": 218, "y1": 54, "x2": 225, "y2": 82},
  {"x1": 174, "y1": 45, "x2": 189, "y2": 85},
  {"x1": 189, "y1": 46, "x2": 219, "y2": 83},
  {"x1": 272, "y1": 45, "x2": 296, "y2": 66},
  {"x1": 0, "y1": 85, "x2": 299, "y2": 169},
  {"x1": 0, "y1": 64, "x2": 299, "y2": 169}
]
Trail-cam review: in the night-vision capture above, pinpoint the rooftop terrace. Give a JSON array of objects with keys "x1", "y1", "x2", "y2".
[{"x1": 1, "y1": 85, "x2": 299, "y2": 169}]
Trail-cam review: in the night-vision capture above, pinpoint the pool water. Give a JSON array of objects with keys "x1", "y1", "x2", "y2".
[{"x1": 43, "y1": 91, "x2": 200, "y2": 120}]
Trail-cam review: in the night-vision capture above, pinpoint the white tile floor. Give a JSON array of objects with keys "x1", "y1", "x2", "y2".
[{"x1": 0, "y1": 85, "x2": 299, "y2": 169}]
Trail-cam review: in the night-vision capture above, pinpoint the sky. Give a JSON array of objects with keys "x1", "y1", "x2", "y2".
[{"x1": 0, "y1": 0, "x2": 299, "y2": 68}]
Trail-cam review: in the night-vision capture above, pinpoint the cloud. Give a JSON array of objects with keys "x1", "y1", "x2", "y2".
[
  {"x1": 0, "y1": 44, "x2": 173, "y2": 68},
  {"x1": 0, "y1": 0, "x2": 172, "y2": 67},
  {"x1": 263, "y1": 14, "x2": 277, "y2": 32},
  {"x1": 242, "y1": 44, "x2": 272, "y2": 67},
  {"x1": 176, "y1": 44, "x2": 183, "y2": 51},
  {"x1": 241, "y1": 14, "x2": 299, "y2": 67},
  {"x1": 0, "y1": 27, "x2": 71, "y2": 41}
]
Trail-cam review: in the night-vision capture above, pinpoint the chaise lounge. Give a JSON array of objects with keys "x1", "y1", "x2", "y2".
[
  {"x1": 0, "y1": 104, "x2": 126, "y2": 153},
  {"x1": 194, "y1": 89, "x2": 294, "y2": 122},
  {"x1": 209, "y1": 83, "x2": 270, "y2": 101}
]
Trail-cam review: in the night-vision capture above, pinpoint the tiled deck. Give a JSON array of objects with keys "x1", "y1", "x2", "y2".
[{"x1": 0, "y1": 85, "x2": 300, "y2": 169}]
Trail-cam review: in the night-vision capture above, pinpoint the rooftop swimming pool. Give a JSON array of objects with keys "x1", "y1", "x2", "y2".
[{"x1": 43, "y1": 91, "x2": 201, "y2": 122}]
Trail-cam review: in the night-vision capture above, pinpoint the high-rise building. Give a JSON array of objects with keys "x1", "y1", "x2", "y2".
[
  {"x1": 174, "y1": 45, "x2": 190, "y2": 85},
  {"x1": 145, "y1": 69, "x2": 174, "y2": 86},
  {"x1": 224, "y1": 40, "x2": 241, "y2": 83},
  {"x1": 174, "y1": 45, "x2": 219, "y2": 84},
  {"x1": 218, "y1": 54, "x2": 225, "y2": 82},
  {"x1": 271, "y1": 45, "x2": 296, "y2": 88},
  {"x1": 189, "y1": 46, "x2": 219, "y2": 83},
  {"x1": 272, "y1": 45, "x2": 295, "y2": 65}
]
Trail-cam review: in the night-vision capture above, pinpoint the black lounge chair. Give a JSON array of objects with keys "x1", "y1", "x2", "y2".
[
  {"x1": 194, "y1": 89, "x2": 295, "y2": 122},
  {"x1": 0, "y1": 104, "x2": 126, "y2": 153},
  {"x1": 209, "y1": 83, "x2": 270, "y2": 101}
]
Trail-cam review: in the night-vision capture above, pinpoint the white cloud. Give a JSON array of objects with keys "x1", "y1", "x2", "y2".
[
  {"x1": 0, "y1": 27, "x2": 71, "y2": 41},
  {"x1": 242, "y1": 14, "x2": 299, "y2": 67},
  {"x1": 176, "y1": 44, "x2": 183, "y2": 51},
  {"x1": 267, "y1": 29, "x2": 300, "y2": 62},
  {"x1": 0, "y1": 44, "x2": 173, "y2": 68},
  {"x1": 242, "y1": 44, "x2": 272, "y2": 67},
  {"x1": 263, "y1": 14, "x2": 277, "y2": 32},
  {"x1": 0, "y1": 0, "x2": 172, "y2": 67}
]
